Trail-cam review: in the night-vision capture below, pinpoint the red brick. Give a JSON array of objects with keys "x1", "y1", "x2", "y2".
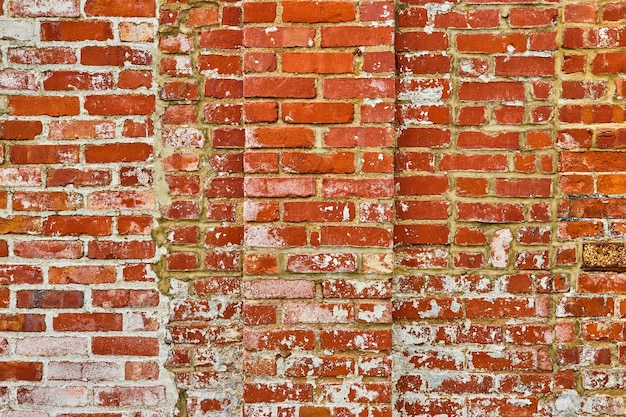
[
  {"x1": 244, "y1": 225, "x2": 306, "y2": 247},
  {"x1": 161, "y1": 201, "x2": 199, "y2": 222},
  {"x1": 243, "y1": 253, "x2": 277, "y2": 275},
  {"x1": 363, "y1": 51, "x2": 395, "y2": 72},
  {"x1": 81, "y1": 46, "x2": 151, "y2": 66},
  {"x1": 579, "y1": 274, "x2": 626, "y2": 294},
  {"x1": 125, "y1": 361, "x2": 159, "y2": 380},
  {"x1": 0, "y1": 313, "x2": 45, "y2": 332},
  {"x1": 458, "y1": 82, "x2": 525, "y2": 101},
  {"x1": 244, "y1": 77, "x2": 316, "y2": 98},
  {"x1": 457, "y1": 202, "x2": 525, "y2": 223},
  {"x1": 282, "y1": 151, "x2": 354, "y2": 174},
  {"x1": 85, "y1": 143, "x2": 152, "y2": 163},
  {"x1": 10, "y1": 145, "x2": 79, "y2": 164},
  {"x1": 118, "y1": 216, "x2": 151, "y2": 235},
  {"x1": 85, "y1": 0, "x2": 155, "y2": 17},
  {"x1": 283, "y1": 303, "x2": 354, "y2": 324},
  {"x1": 322, "y1": 26, "x2": 393, "y2": 47},
  {"x1": 557, "y1": 297, "x2": 614, "y2": 317},
  {"x1": 457, "y1": 33, "x2": 527, "y2": 53},
  {"x1": 53, "y1": 313, "x2": 122, "y2": 332},
  {"x1": 94, "y1": 386, "x2": 165, "y2": 406},
  {"x1": 243, "y1": 304, "x2": 276, "y2": 326},
  {"x1": 203, "y1": 104, "x2": 242, "y2": 124},
  {"x1": 398, "y1": 7, "x2": 427, "y2": 27},
  {"x1": 187, "y1": 6, "x2": 218, "y2": 27},
  {"x1": 320, "y1": 330, "x2": 391, "y2": 351},
  {"x1": 320, "y1": 226, "x2": 392, "y2": 247},
  {"x1": 434, "y1": 9, "x2": 499, "y2": 28},
  {"x1": 395, "y1": 175, "x2": 449, "y2": 196},
  {"x1": 564, "y1": 2, "x2": 598, "y2": 22},
  {"x1": 8, "y1": 96, "x2": 79, "y2": 116},
  {"x1": 325, "y1": 127, "x2": 394, "y2": 148},
  {"x1": 324, "y1": 78, "x2": 394, "y2": 99},
  {"x1": 243, "y1": 51, "x2": 276, "y2": 73},
  {"x1": 243, "y1": 102, "x2": 278, "y2": 123},
  {"x1": 197, "y1": 54, "x2": 241, "y2": 75},
  {"x1": 324, "y1": 178, "x2": 394, "y2": 198},
  {"x1": 9, "y1": 0, "x2": 79, "y2": 16},
  {"x1": 14, "y1": 241, "x2": 83, "y2": 259},
  {"x1": 0, "y1": 362, "x2": 43, "y2": 381},
  {"x1": 13, "y1": 191, "x2": 82, "y2": 211},
  {"x1": 560, "y1": 151, "x2": 626, "y2": 172},
  {"x1": 0, "y1": 120, "x2": 42, "y2": 140},
  {"x1": 457, "y1": 131, "x2": 519, "y2": 150},
  {"x1": 532, "y1": 33, "x2": 557, "y2": 52},
  {"x1": 394, "y1": 298, "x2": 463, "y2": 320},
  {"x1": 282, "y1": 1, "x2": 355, "y2": 22},
  {"x1": 243, "y1": 153, "x2": 279, "y2": 173},
  {"x1": 397, "y1": 53, "x2": 451, "y2": 74},
  {"x1": 242, "y1": 279, "x2": 315, "y2": 299},
  {"x1": 396, "y1": 201, "x2": 449, "y2": 220},
  {"x1": 87, "y1": 240, "x2": 156, "y2": 259},
  {"x1": 495, "y1": 56, "x2": 555, "y2": 76},
  {"x1": 604, "y1": 2, "x2": 626, "y2": 21},
  {"x1": 368, "y1": 101, "x2": 400, "y2": 122},
  {"x1": 0, "y1": 69, "x2": 35, "y2": 90},
  {"x1": 244, "y1": 27, "x2": 315, "y2": 47},
  {"x1": 43, "y1": 216, "x2": 112, "y2": 236},
  {"x1": 84, "y1": 95, "x2": 155, "y2": 115},
  {"x1": 166, "y1": 252, "x2": 198, "y2": 271},
  {"x1": 286, "y1": 253, "x2": 357, "y2": 273},
  {"x1": 282, "y1": 102, "x2": 354, "y2": 124},
  {"x1": 49, "y1": 266, "x2": 116, "y2": 285},
  {"x1": 509, "y1": 8, "x2": 558, "y2": 27},
  {"x1": 243, "y1": 382, "x2": 313, "y2": 403},
  {"x1": 244, "y1": 177, "x2": 315, "y2": 198},
  {"x1": 466, "y1": 297, "x2": 538, "y2": 318},
  {"x1": 49, "y1": 120, "x2": 115, "y2": 139},
  {"x1": 204, "y1": 79, "x2": 242, "y2": 99},
  {"x1": 440, "y1": 154, "x2": 508, "y2": 171},
  {"x1": 396, "y1": 31, "x2": 449, "y2": 51},
  {"x1": 593, "y1": 52, "x2": 626, "y2": 74},
  {"x1": 300, "y1": 407, "x2": 331, "y2": 417},
  {"x1": 394, "y1": 225, "x2": 450, "y2": 245},
  {"x1": 41, "y1": 21, "x2": 113, "y2": 41},
  {"x1": 495, "y1": 178, "x2": 552, "y2": 197},
  {"x1": 245, "y1": 126, "x2": 314, "y2": 148},
  {"x1": 243, "y1": 2, "x2": 276, "y2": 23},
  {"x1": 196, "y1": 29, "x2": 243, "y2": 52},
  {"x1": 284, "y1": 202, "x2": 354, "y2": 222},
  {"x1": 47, "y1": 169, "x2": 111, "y2": 187},
  {"x1": 205, "y1": 177, "x2": 243, "y2": 198},
  {"x1": 244, "y1": 329, "x2": 315, "y2": 351},
  {"x1": 17, "y1": 290, "x2": 83, "y2": 310},
  {"x1": 87, "y1": 191, "x2": 154, "y2": 210},
  {"x1": 323, "y1": 382, "x2": 392, "y2": 403},
  {"x1": 92, "y1": 337, "x2": 159, "y2": 356},
  {"x1": 204, "y1": 250, "x2": 241, "y2": 272},
  {"x1": 8, "y1": 46, "x2": 77, "y2": 64},
  {"x1": 283, "y1": 52, "x2": 353, "y2": 73}
]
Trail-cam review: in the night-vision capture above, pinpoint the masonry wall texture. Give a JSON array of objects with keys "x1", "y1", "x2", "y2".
[{"x1": 0, "y1": 0, "x2": 625, "y2": 416}]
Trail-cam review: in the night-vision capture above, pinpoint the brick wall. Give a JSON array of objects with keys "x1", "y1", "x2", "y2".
[
  {"x1": 1, "y1": 0, "x2": 626, "y2": 416},
  {"x1": 0, "y1": 0, "x2": 177, "y2": 415}
]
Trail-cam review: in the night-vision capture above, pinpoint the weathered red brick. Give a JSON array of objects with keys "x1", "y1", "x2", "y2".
[{"x1": 85, "y1": 0, "x2": 155, "y2": 17}]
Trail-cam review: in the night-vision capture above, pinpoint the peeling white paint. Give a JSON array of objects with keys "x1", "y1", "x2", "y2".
[{"x1": 490, "y1": 229, "x2": 512, "y2": 268}]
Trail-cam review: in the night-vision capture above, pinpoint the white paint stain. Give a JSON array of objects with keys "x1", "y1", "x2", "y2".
[{"x1": 490, "y1": 229, "x2": 513, "y2": 268}]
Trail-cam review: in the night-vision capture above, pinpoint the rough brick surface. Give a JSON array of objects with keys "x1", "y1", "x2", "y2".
[
  {"x1": 0, "y1": 0, "x2": 176, "y2": 415},
  {"x1": 1, "y1": 0, "x2": 626, "y2": 416}
]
